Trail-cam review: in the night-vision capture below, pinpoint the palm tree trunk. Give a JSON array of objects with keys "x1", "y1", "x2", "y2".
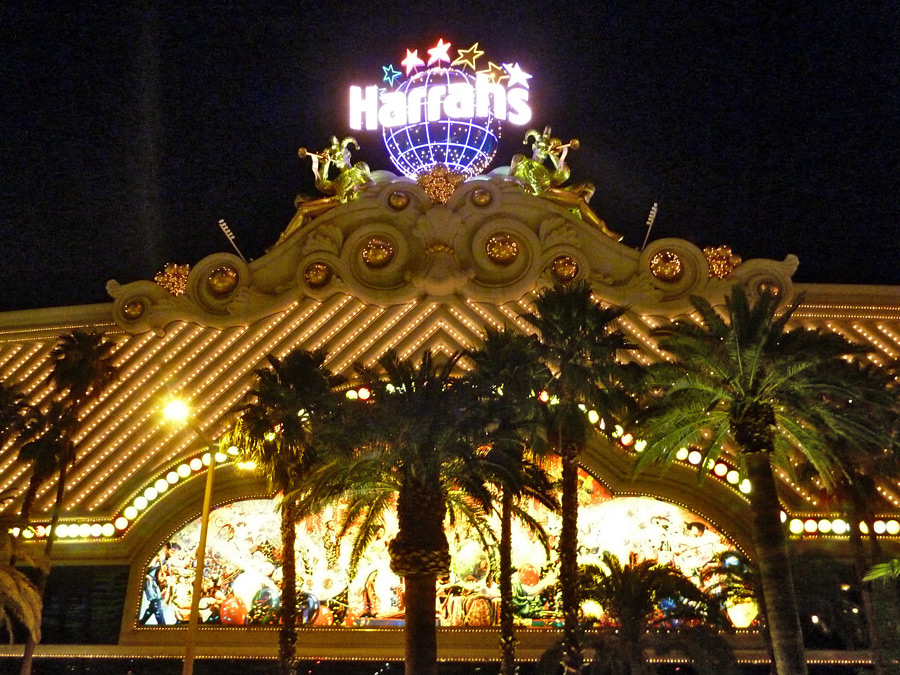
[
  {"x1": 16, "y1": 478, "x2": 39, "y2": 535},
  {"x1": 499, "y1": 488, "x2": 516, "y2": 675},
  {"x1": 20, "y1": 458, "x2": 70, "y2": 675},
  {"x1": 404, "y1": 573, "x2": 439, "y2": 675},
  {"x1": 864, "y1": 515, "x2": 884, "y2": 563},
  {"x1": 279, "y1": 497, "x2": 298, "y2": 675},
  {"x1": 754, "y1": 582, "x2": 779, "y2": 675},
  {"x1": 628, "y1": 641, "x2": 646, "y2": 675},
  {"x1": 8, "y1": 477, "x2": 39, "y2": 567},
  {"x1": 849, "y1": 500, "x2": 884, "y2": 675},
  {"x1": 745, "y1": 452, "x2": 807, "y2": 675},
  {"x1": 390, "y1": 479, "x2": 449, "y2": 675},
  {"x1": 559, "y1": 444, "x2": 582, "y2": 673}
]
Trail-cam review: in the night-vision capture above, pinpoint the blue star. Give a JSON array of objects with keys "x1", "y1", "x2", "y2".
[{"x1": 382, "y1": 64, "x2": 401, "y2": 87}]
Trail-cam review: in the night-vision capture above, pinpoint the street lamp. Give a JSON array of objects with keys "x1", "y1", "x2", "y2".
[{"x1": 163, "y1": 398, "x2": 219, "y2": 675}]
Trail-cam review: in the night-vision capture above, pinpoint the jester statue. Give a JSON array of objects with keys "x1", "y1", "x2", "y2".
[
  {"x1": 276, "y1": 136, "x2": 373, "y2": 244},
  {"x1": 508, "y1": 126, "x2": 620, "y2": 240}
]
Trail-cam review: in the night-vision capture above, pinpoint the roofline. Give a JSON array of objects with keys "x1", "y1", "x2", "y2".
[
  {"x1": 0, "y1": 281, "x2": 898, "y2": 341},
  {"x1": 0, "y1": 302, "x2": 117, "y2": 342}
]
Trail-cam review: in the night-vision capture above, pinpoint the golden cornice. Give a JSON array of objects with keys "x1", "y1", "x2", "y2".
[{"x1": 106, "y1": 170, "x2": 800, "y2": 336}]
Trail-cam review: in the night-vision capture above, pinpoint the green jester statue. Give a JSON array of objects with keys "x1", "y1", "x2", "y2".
[
  {"x1": 509, "y1": 126, "x2": 620, "y2": 240},
  {"x1": 277, "y1": 136, "x2": 373, "y2": 244}
]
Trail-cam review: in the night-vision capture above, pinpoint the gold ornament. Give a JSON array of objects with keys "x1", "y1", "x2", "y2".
[
  {"x1": 388, "y1": 190, "x2": 410, "y2": 210},
  {"x1": 485, "y1": 234, "x2": 519, "y2": 265},
  {"x1": 551, "y1": 255, "x2": 579, "y2": 281},
  {"x1": 757, "y1": 281, "x2": 780, "y2": 296},
  {"x1": 425, "y1": 243, "x2": 454, "y2": 255},
  {"x1": 304, "y1": 262, "x2": 332, "y2": 287},
  {"x1": 703, "y1": 245, "x2": 742, "y2": 279},
  {"x1": 361, "y1": 238, "x2": 395, "y2": 268},
  {"x1": 649, "y1": 250, "x2": 684, "y2": 281},
  {"x1": 471, "y1": 188, "x2": 493, "y2": 207},
  {"x1": 122, "y1": 300, "x2": 145, "y2": 320},
  {"x1": 417, "y1": 164, "x2": 465, "y2": 204},
  {"x1": 154, "y1": 263, "x2": 190, "y2": 296},
  {"x1": 206, "y1": 265, "x2": 239, "y2": 296}
]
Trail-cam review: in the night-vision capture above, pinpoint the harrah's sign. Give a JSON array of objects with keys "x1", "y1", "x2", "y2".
[{"x1": 349, "y1": 73, "x2": 532, "y2": 131}]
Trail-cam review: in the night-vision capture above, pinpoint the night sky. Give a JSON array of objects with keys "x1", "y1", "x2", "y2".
[{"x1": 2, "y1": 2, "x2": 897, "y2": 312}]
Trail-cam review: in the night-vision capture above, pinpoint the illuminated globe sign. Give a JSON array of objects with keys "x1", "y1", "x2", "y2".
[
  {"x1": 381, "y1": 68, "x2": 500, "y2": 180},
  {"x1": 349, "y1": 40, "x2": 532, "y2": 179}
]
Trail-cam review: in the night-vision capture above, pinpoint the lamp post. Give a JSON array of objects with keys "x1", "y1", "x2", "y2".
[{"x1": 163, "y1": 399, "x2": 219, "y2": 675}]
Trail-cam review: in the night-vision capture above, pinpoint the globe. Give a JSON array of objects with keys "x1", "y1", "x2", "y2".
[{"x1": 382, "y1": 67, "x2": 500, "y2": 179}]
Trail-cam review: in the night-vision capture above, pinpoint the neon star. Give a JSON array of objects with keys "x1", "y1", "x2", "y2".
[
  {"x1": 478, "y1": 61, "x2": 508, "y2": 84},
  {"x1": 452, "y1": 42, "x2": 484, "y2": 70},
  {"x1": 382, "y1": 64, "x2": 401, "y2": 86},
  {"x1": 401, "y1": 49, "x2": 425, "y2": 75},
  {"x1": 427, "y1": 38, "x2": 452, "y2": 66},
  {"x1": 503, "y1": 63, "x2": 532, "y2": 89}
]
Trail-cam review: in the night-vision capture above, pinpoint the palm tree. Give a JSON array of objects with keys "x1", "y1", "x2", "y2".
[
  {"x1": 43, "y1": 331, "x2": 118, "y2": 556},
  {"x1": 295, "y1": 350, "x2": 494, "y2": 675},
  {"x1": 225, "y1": 348, "x2": 345, "y2": 675},
  {"x1": 0, "y1": 533, "x2": 43, "y2": 644},
  {"x1": 804, "y1": 457, "x2": 896, "y2": 675},
  {"x1": 3, "y1": 332, "x2": 116, "y2": 549},
  {"x1": 467, "y1": 328, "x2": 557, "y2": 674},
  {"x1": 862, "y1": 557, "x2": 900, "y2": 669},
  {"x1": 18, "y1": 330, "x2": 118, "y2": 675},
  {"x1": 0, "y1": 383, "x2": 43, "y2": 531},
  {"x1": 0, "y1": 383, "x2": 30, "y2": 449},
  {"x1": 632, "y1": 286, "x2": 897, "y2": 675},
  {"x1": 807, "y1": 363, "x2": 900, "y2": 675},
  {"x1": 520, "y1": 282, "x2": 640, "y2": 671},
  {"x1": 558, "y1": 551, "x2": 736, "y2": 675}
]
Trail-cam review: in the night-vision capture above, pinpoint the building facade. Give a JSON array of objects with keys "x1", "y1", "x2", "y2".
[{"x1": 1, "y1": 168, "x2": 898, "y2": 666}]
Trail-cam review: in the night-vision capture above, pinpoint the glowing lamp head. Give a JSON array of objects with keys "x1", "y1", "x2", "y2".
[
  {"x1": 726, "y1": 599, "x2": 759, "y2": 628},
  {"x1": 163, "y1": 398, "x2": 191, "y2": 423}
]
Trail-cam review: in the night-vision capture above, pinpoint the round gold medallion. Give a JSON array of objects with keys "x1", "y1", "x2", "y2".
[
  {"x1": 207, "y1": 266, "x2": 239, "y2": 296},
  {"x1": 388, "y1": 191, "x2": 410, "y2": 210},
  {"x1": 649, "y1": 250, "x2": 683, "y2": 281},
  {"x1": 304, "y1": 262, "x2": 332, "y2": 287},
  {"x1": 471, "y1": 189, "x2": 493, "y2": 207},
  {"x1": 485, "y1": 234, "x2": 519, "y2": 265},
  {"x1": 362, "y1": 238, "x2": 395, "y2": 268},
  {"x1": 122, "y1": 300, "x2": 145, "y2": 320},
  {"x1": 551, "y1": 255, "x2": 579, "y2": 281}
]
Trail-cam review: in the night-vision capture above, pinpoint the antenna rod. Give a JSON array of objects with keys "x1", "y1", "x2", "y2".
[
  {"x1": 640, "y1": 202, "x2": 659, "y2": 251},
  {"x1": 218, "y1": 219, "x2": 248, "y2": 262}
]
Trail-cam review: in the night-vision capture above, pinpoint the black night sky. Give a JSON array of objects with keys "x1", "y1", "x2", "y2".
[{"x1": 2, "y1": 2, "x2": 897, "y2": 312}]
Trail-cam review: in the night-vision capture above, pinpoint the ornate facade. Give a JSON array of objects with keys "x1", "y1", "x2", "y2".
[{"x1": 1, "y1": 168, "x2": 897, "y2": 665}]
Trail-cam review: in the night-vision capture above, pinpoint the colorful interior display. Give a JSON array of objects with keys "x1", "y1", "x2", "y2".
[{"x1": 137, "y1": 470, "x2": 732, "y2": 628}]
